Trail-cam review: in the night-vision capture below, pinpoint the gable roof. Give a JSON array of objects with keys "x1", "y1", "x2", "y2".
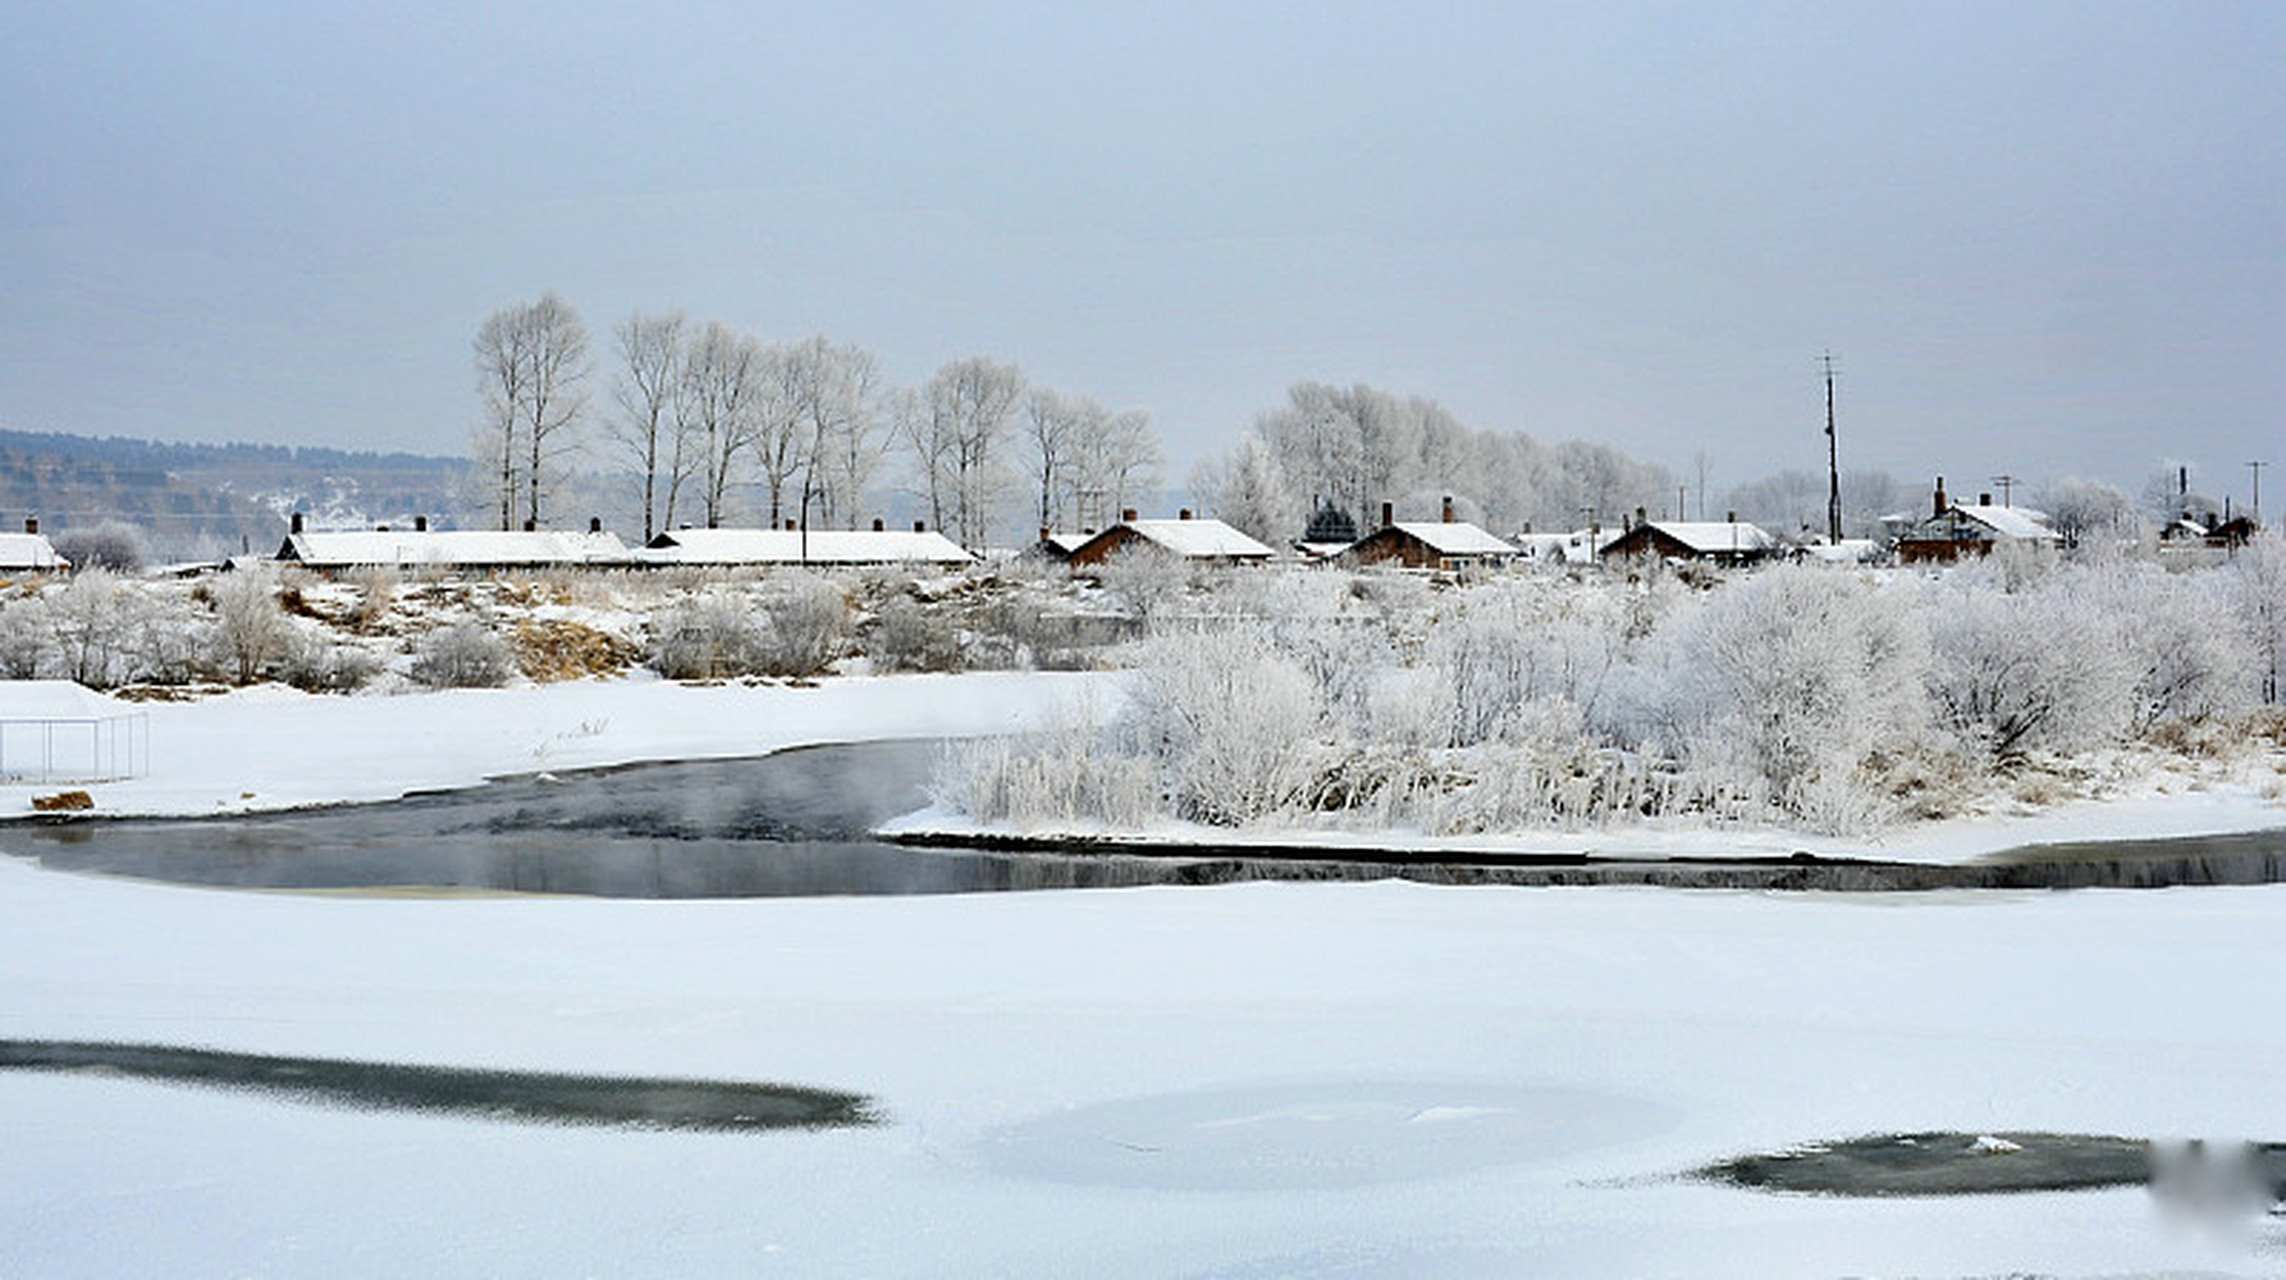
[
  {"x1": 1114, "y1": 518, "x2": 1274, "y2": 560},
  {"x1": 1376, "y1": 521, "x2": 1517, "y2": 556},
  {"x1": 1623, "y1": 520, "x2": 1779, "y2": 556},
  {"x1": 279, "y1": 529, "x2": 632, "y2": 569},
  {"x1": 640, "y1": 527, "x2": 973, "y2": 566},
  {"x1": 1948, "y1": 504, "x2": 2060, "y2": 542},
  {"x1": 0, "y1": 532, "x2": 67, "y2": 571}
]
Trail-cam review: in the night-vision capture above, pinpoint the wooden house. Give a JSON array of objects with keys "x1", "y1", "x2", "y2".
[{"x1": 1064, "y1": 510, "x2": 1275, "y2": 567}]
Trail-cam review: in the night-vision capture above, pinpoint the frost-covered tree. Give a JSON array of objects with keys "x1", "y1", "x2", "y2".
[
  {"x1": 207, "y1": 568, "x2": 295, "y2": 685},
  {"x1": 609, "y1": 309, "x2": 687, "y2": 541},
  {"x1": 678, "y1": 321, "x2": 767, "y2": 528},
  {"x1": 1189, "y1": 431, "x2": 1303, "y2": 546},
  {"x1": 2231, "y1": 531, "x2": 2286, "y2": 704},
  {"x1": 473, "y1": 292, "x2": 589, "y2": 531},
  {"x1": 2041, "y1": 477, "x2": 2141, "y2": 555},
  {"x1": 913, "y1": 356, "x2": 1025, "y2": 549}
]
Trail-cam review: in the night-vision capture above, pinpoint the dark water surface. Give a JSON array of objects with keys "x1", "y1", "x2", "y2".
[{"x1": 6, "y1": 739, "x2": 2285, "y2": 896}]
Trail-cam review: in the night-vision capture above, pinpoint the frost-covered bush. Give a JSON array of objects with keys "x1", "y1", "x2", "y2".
[
  {"x1": 1124, "y1": 626, "x2": 1335, "y2": 825},
  {"x1": 207, "y1": 568, "x2": 295, "y2": 685},
  {"x1": 1650, "y1": 564, "x2": 1932, "y2": 828},
  {"x1": 2229, "y1": 531, "x2": 2286, "y2": 705},
  {"x1": 649, "y1": 594, "x2": 771, "y2": 679},
  {"x1": 44, "y1": 569, "x2": 152, "y2": 688},
  {"x1": 872, "y1": 594, "x2": 962, "y2": 673},
  {"x1": 757, "y1": 573, "x2": 847, "y2": 676},
  {"x1": 934, "y1": 696, "x2": 1157, "y2": 829},
  {"x1": 1925, "y1": 576, "x2": 2135, "y2": 759},
  {"x1": 50, "y1": 521, "x2": 147, "y2": 574},
  {"x1": 1424, "y1": 577, "x2": 1630, "y2": 747},
  {"x1": 411, "y1": 621, "x2": 516, "y2": 689},
  {"x1": 1094, "y1": 544, "x2": 1194, "y2": 627},
  {"x1": 0, "y1": 595, "x2": 50, "y2": 678},
  {"x1": 280, "y1": 641, "x2": 381, "y2": 693}
]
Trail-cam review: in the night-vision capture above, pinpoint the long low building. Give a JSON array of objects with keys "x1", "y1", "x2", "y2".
[
  {"x1": 1063, "y1": 512, "x2": 1275, "y2": 566},
  {"x1": 1599, "y1": 519, "x2": 1780, "y2": 566},
  {"x1": 637, "y1": 526, "x2": 974, "y2": 567},
  {"x1": 277, "y1": 526, "x2": 632, "y2": 571}
]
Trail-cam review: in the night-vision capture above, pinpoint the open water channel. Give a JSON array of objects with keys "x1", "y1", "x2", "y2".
[{"x1": 7, "y1": 739, "x2": 2286, "y2": 896}]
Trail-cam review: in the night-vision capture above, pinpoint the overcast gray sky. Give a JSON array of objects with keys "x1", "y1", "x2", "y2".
[{"x1": 3, "y1": 1, "x2": 2279, "y2": 503}]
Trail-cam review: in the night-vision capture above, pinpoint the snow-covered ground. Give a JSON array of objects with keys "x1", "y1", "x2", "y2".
[
  {"x1": 0, "y1": 671, "x2": 1108, "y2": 818},
  {"x1": 4, "y1": 860, "x2": 2284, "y2": 1277}
]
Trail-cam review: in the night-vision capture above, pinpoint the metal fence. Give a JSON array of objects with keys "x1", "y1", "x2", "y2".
[{"x1": 0, "y1": 712, "x2": 150, "y2": 783}]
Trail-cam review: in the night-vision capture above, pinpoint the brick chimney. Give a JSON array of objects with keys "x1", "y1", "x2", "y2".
[
  {"x1": 414, "y1": 515, "x2": 428, "y2": 532},
  {"x1": 1934, "y1": 477, "x2": 1948, "y2": 518},
  {"x1": 588, "y1": 516, "x2": 602, "y2": 534},
  {"x1": 1442, "y1": 495, "x2": 1455, "y2": 523},
  {"x1": 1381, "y1": 501, "x2": 1394, "y2": 528},
  {"x1": 872, "y1": 518, "x2": 884, "y2": 532},
  {"x1": 290, "y1": 512, "x2": 304, "y2": 535},
  {"x1": 913, "y1": 520, "x2": 926, "y2": 533},
  {"x1": 785, "y1": 518, "x2": 797, "y2": 531},
  {"x1": 523, "y1": 519, "x2": 536, "y2": 532},
  {"x1": 1121, "y1": 508, "x2": 1138, "y2": 523},
  {"x1": 1178, "y1": 508, "x2": 1192, "y2": 520},
  {"x1": 1978, "y1": 493, "x2": 1991, "y2": 508},
  {"x1": 23, "y1": 516, "x2": 37, "y2": 535}
]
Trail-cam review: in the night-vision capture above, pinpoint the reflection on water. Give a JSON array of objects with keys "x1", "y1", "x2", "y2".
[{"x1": 0, "y1": 1039, "x2": 878, "y2": 1132}]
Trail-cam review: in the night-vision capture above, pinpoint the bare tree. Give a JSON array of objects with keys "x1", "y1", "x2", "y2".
[
  {"x1": 472, "y1": 292, "x2": 589, "y2": 531},
  {"x1": 921, "y1": 356, "x2": 1026, "y2": 549},
  {"x1": 780, "y1": 336, "x2": 884, "y2": 532},
  {"x1": 610, "y1": 310, "x2": 686, "y2": 542},
  {"x1": 679, "y1": 321, "x2": 766, "y2": 528},
  {"x1": 1024, "y1": 387, "x2": 1083, "y2": 530}
]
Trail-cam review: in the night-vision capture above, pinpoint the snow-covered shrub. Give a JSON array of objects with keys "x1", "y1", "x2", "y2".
[
  {"x1": 1125, "y1": 626, "x2": 1335, "y2": 825},
  {"x1": 280, "y1": 641, "x2": 381, "y2": 693},
  {"x1": 756, "y1": 573, "x2": 847, "y2": 676},
  {"x1": 648, "y1": 594, "x2": 771, "y2": 680},
  {"x1": 1925, "y1": 575, "x2": 2136, "y2": 760},
  {"x1": 1425, "y1": 577, "x2": 1631, "y2": 746},
  {"x1": 872, "y1": 595, "x2": 962, "y2": 673},
  {"x1": 2072, "y1": 564, "x2": 2255, "y2": 732},
  {"x1": 44, "y1": 569, "x2": 153, "y2": 689},
  {"x1": 346, "y1": 567, "x2": 399, "y2": 633},
  {"x1": 50, "y1": 521, "x2": 147, "y2": 574},
  {"x1": 933, "y1": 695, "x2": 1157, "y2": 829},
  {"x1": 207, "y1": 568, "x2": 295, "y2": 685},
  {"x1": 1094, "y1": 544, "x2": 1194, "y2": 627},
  {"x1": 0, "y1": 595, "x2": 50, "y2": 678},
  {"x1": 1656, "y1": 564, "x2": 1933, "y2": 828},
  {"x1": 411, "y1": 621, "x2": 516, "y2": 689},
  {"x1": 2229, "y1": 531, "x2": 2286, "y2": 705}
]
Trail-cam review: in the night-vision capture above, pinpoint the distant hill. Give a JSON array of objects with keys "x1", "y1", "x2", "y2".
[{"x1": 0, "y1": 429, "x2": 472, "y2": 560}]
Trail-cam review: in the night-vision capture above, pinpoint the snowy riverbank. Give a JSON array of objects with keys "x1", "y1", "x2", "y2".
[{"x1": 0, "y1": 671, "x2": 1108, "y2": 819}]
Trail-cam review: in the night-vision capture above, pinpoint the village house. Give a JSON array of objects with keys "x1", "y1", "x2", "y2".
[
  {"x1": 0, "y1": 518, "x2": 68, "y2": 574},
  {"x1": 1598, "y1": 514, "x2": 1779, "y2": 567},
  {"x1": 274, "y1": 514, "x2": 631, "y2": 572},
  {"x1": 1345, "y1": 499, "x2": 1517, "y2": 571},
  {"x1": 1063, "y1": 510, "x2": 1275, "y2": 567},
  {"x1": 1893, "y1": 478, "x2": 2061, "y2": 563},
  {"x1": 638, "y1": 522, "x2": 973, "y2": 568}
]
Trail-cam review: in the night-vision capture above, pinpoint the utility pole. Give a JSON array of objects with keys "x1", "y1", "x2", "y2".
[
  {"x1": 1822, "y1": 352, "x2": 1842, "y2": 543},
  {"x1": 2252, "y1": 460, "x2": 2268, "y2": 520},
  {"x1": 1991, "y1": 474, "x2": 2018, "y2": 507}
]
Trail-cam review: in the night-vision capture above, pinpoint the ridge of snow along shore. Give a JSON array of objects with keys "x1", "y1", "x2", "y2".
[{"x1": 0, "y1": 671, "x2": 1111, "y2": 819}]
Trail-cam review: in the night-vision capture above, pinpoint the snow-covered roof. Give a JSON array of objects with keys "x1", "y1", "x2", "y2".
[
  {"x1": 1039, "y1": 532, "x2": 1093, "y2": 556},
  {"x1": 280, "y1": 529, "x2": 632, "y2": 569},
  {"x1": 1118, "y1": 518, "x2": 1274, "y2": 560},
  {"x1": 1637, "y1": 521, "x2": 1779, "y2": 555},
  {"x1": 639, "y1": 527, "x2": 974, "y2": 566},
  {"x1": 1511, "y1": 529, "x2": 1615, "y2": 564},
  {"x1": 1797, "y1": 539, "x2": 1879, "y2": 564},
  {"x1": 1952, "y1": 505, "x2": 2060, "y2": 542},
  {"x1": 0, "y1": 533, "x2": 67, "y2": 572},
  {"x1": 0, "y1": 680, "x2": 130, "y2": 720},
  {"x1": 1378, "y1": 522, "x2": 1517, "y2": 556}
]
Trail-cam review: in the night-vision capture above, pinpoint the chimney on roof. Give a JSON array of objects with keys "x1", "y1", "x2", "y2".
[
  {"x1": 1442, "y1": 495, "x2": 1455, "y2": 523},
  {"x1": 913, "y1": 520, "x2": 925, "y2": 533},
  {"x1": 587, "y1": 516, "x2": 600, "y2": 534},
  {"x1": 872, "y1": 518, "x2": 884, "y2": 532},
  {"x1": 1726, "y1": 510, "x2": 1737, "y2": 524},
  {"x1": 414, "y1": 515, "x2": 428, "y2": 532},
  {"x1": 523, "y1": 519, "x2": 536, "y2": 532},
  {"x1": 1381, "y1": 501, "x2": 1393, "y2": 528},
  {"x1": 1522, "y1": 521, "x2": 1533, "y2": 536},
  {"x1": 1178, "y1": 508, "x2": 1191, "y2": 520},
  {"x1": 1039, "y1": 526, "x2": 1051, "y2": 544},
  {"x1": 1934, "y1": 477, "x2": 1947, "y2": 518},
  {"x1": 1978, "y1": 492, "x2": 1992, "y2": 508},
  {"x1": 375, "y1": 523, "x2": 390, "y2": 532},
  {"x1": 290, "y1": 512, "x2": 304, "y2": 536},
  {"x1": 1121, "y1": 508, "x2": 1138, "y2": 523},
  {"x1": 23, "y1": 516, "x2": 36, "y2": 536},
  {"x1": 1636, "y1": 505, "x2": 1647, "y2": 527}
]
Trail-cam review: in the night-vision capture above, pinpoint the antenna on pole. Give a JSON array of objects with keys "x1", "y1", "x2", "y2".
[
  {"x1": 1822, "y1": 351, "x2": 1841, "y2": 543},
  {"x1": 2251, "y1": 460, "x2": 2268, "y2": 520}
]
